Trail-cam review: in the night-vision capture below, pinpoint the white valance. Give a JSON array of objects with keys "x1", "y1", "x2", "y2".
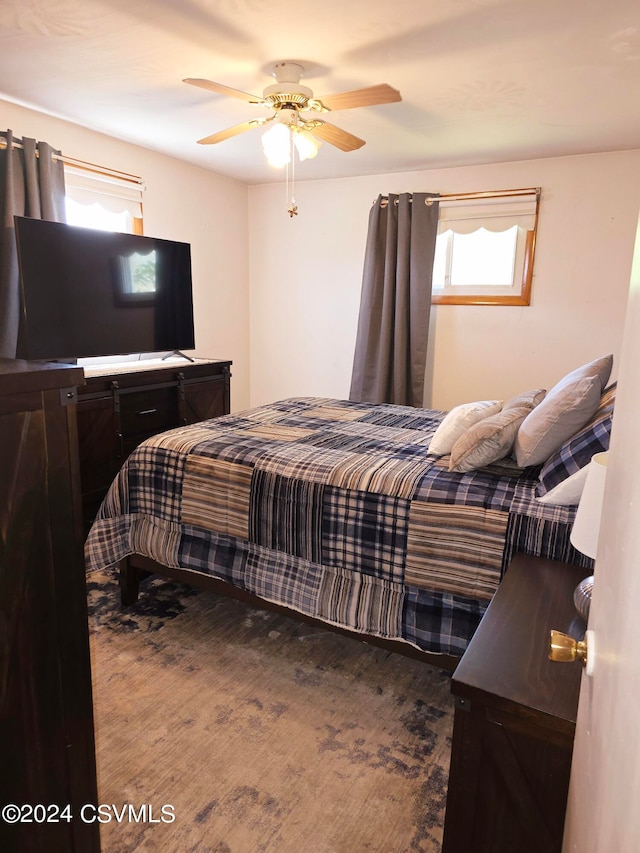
[
  {"x1": 438, "y1": 194, "x2": 538, "y2": 234},
  {"x1": 64, "y1": 165, "x2": 144, "y2": 217}
]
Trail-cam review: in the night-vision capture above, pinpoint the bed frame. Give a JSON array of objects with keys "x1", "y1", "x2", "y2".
[{"x1": 119, "y1": 554, "x2": 460, "y2": 672}]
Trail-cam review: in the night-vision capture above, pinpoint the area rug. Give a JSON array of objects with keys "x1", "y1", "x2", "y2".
[{"x1": 87, "y1": 568, "x2": 454, "y2": 852}]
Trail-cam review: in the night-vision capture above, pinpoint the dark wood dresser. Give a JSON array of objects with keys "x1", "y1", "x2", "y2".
[
  {"x1": 0, "y1": 359, "x2": 99, "y2": 853},
  {"x1": 76, "y1": 358, "x2": 231, "y2": 527},
  {"x1": 442, "y1": 553, "x2": 589, "y2": 853}
]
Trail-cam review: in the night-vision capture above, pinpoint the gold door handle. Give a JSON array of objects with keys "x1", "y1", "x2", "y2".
[{"x1": 549, "y1": 630, "x2": 587, "y2": 664}]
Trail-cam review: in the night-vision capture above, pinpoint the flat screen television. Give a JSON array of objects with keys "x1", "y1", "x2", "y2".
[{"x1": 14, "y1": 216, "x2": 196, "y2": 361}]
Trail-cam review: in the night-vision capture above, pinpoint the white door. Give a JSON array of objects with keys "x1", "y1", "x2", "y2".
[{"x1": 563, "y1": 215, "x2": 640, "y2": 851}]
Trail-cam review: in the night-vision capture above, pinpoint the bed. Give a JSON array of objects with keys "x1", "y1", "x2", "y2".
[{"x1": 85, "y1": 360, "x2": 614, "y2": 667}]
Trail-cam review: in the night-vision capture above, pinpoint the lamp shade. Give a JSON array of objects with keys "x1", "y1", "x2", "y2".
[
  {"x1": 293, "y1": 129, "x2": 320, "y2": 161},
  {"x1": 262, "y1": 123, "x2": 291, "y2": 168},
  {"x1": 570, "y1": 451, "x2": 609, "y2": 559}
]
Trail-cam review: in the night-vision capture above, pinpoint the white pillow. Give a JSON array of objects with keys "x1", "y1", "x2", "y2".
[
  {"x1": 428, "y1": 399, "x2": 503, "y2": 456},
  {"x1": 536, "y1": 466, "x2": 589, "y2": 506}
]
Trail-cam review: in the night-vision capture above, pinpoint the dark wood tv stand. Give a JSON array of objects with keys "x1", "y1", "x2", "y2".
[{"x1": 76, "y1": 357, "x2": 231, "y2": 528}]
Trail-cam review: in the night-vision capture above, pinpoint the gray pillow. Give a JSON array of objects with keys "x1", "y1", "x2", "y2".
[
  {"x1": 503, "y1": 389, "x2": 546, "y2": 411},
  {"x1": 514, "y1": 355, "x2": 613, "y2": 467},
  {"x1": 449, "y1": 407, "x2": 530, "y2": 473}
]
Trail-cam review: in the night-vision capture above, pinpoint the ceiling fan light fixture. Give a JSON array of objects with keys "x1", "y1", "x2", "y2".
[
  {"x1": 262, "y1": 122, "x2": 291, "y2": 168},
  {"x1": 293, "y1": 128, "x2": 320, "y2": 161}
]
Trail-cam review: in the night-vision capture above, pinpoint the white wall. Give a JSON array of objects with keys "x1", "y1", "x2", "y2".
[
  {"x1": 2, "y1": 99, "x2": 251, "y2": 410},
  {"x1": 249, "y1": 152, "x2": 640, "y2": 409},
  {"x1": 563, "y1": 214, "x2": 640, "y2": 853}
]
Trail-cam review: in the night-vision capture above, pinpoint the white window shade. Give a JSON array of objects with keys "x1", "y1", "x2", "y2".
[
  {"x1": 438, "y1": 194, "x2": 538, "y2": 234},
  {"x1": 64, "y1": 166, "x2": 144, "y2": 218}
]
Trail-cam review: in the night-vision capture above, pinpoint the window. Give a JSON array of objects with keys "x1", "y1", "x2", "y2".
[
  {"x1": 63, "y1": 161, "x2": 147, "y2": 366},
  {"x1": 64, "y1": 162, "x2": 144, "y2": 235},
  {"x1": 431, "y1": 189, "x2": 540, "y2": 306}
]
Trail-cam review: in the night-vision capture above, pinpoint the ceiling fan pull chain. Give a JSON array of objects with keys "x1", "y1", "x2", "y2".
[
  {"x1": 285, "y1": 148, "x2": 290, "y2": 211},
  {"x1": 287, "y1": 130, "x2": 298, "y2": 217}
]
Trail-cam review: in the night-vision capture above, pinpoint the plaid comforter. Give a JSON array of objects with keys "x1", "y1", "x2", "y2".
[{"x1": 85, "y1": 397, "x2": 591, "y2": 655}]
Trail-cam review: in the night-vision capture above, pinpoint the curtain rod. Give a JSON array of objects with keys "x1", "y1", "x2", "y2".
[
  {"x1": 376, "y1": 187, "x2": 541, "y2": 206},
  {"x1": 0, "y1": 136, "x2": 143, "y2": 186}
]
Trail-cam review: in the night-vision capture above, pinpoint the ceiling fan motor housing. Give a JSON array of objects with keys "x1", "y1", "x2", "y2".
[
  {"x1": 263, "y1": 61, "x2": 313, "y2": 109},
  {"x1": 264, "y1": 89, "x2": 312, "y2": 108}
]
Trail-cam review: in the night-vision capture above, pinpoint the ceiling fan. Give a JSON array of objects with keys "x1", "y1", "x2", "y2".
[{"x1": 184, "y1": 61, "x2": 402, "y2": 154}]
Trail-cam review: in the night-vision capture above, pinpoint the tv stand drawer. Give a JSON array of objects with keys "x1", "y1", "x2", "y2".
[{"x1": 120, "y1": 386, "x2": 176, "y2": 436}]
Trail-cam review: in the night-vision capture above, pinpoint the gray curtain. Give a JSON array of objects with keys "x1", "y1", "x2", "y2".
[
  {"x1": 349, "y1": 192, "x2": 440, "y2": 407},
  {"x1": 0, "y1": 129, "x2": 66, "y2": 358}
]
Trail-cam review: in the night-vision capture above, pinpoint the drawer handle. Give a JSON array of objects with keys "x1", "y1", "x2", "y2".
[{"x1": 136, "y1": 408, "x2": 158, "y2": 416}]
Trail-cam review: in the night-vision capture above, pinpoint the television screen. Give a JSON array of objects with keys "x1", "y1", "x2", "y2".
[{"x1": 14, "y1": 216, "x2": 195, "y2": 361}]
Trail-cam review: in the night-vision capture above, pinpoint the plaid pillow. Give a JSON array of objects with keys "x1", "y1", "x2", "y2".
[{"x1": 536, "y1": 382, "x2": 616, "y2": 497}]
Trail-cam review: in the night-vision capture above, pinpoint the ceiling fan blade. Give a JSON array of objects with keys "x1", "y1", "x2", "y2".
[
  {"x1": 184, "y1": 78, "x2": 262, "y2": 104},
  {"x1": 317, "y1": 83, "x2": 401, "y2": 111},
  {"x1": 310, "y1": 122, "x2": 365, "y2": 152},
  {"x1": 197, "y1": 120, "x2": 264, "y2": 145}
]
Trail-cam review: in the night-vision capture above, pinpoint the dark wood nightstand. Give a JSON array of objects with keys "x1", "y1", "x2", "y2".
[{"x1": 442, "y1": 553, "x2": 590, "y2": 853}]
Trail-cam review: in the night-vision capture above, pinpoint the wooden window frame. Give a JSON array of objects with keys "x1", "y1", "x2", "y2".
[{"x1": 431, "y1": 188, "x2": 540, "y2": 307}]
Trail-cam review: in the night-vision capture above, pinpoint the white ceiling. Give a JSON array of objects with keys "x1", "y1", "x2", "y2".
[{"x1": 1, "y1": 0, "x2": 639, "y2": 184}]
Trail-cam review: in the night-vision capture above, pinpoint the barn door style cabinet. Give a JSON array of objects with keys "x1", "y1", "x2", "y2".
[
  {"x1": 76, "y1": 358, "x2": 231, "y2": 527},
  {"x1": 0, "y1": 359, "x2": 100, "y2": 853}
]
